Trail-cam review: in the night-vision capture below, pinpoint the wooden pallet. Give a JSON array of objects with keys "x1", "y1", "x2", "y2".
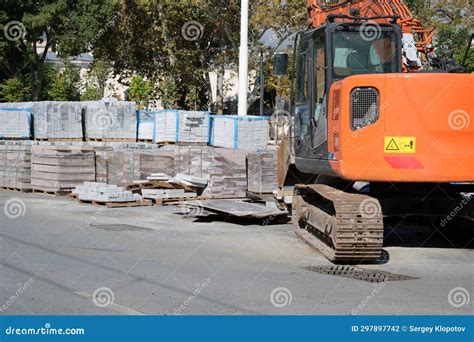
[
  {"x1": 67, "y1": 193, "x2": 78, "y2": 200},
  {"x1": 44, "y1": 138, "x2": 84, "y2": 142},
  {"x1": 137, "y1": 139, "x2": 154, "y2": 143},
  {"x1": 126, "y1": 180, "x2": 195, "y2": 192},
  {"x1": 1, "y1": 186, "x2": 32, "y2": 193},
  {"x1": 85, "y1": 138, "x2": 136, "y2": 142},
  {"x1": 0, "y1": 137, "x2": 31, "y2": 141},
  {"x1": 155, "y1": 141, "x2": 208, "y2": 147},
  {"x1": 78, "y1": 198, "x2": 153, "y2": 208},
  {"x1": 32, "y1": 188, "x2": 70, "y2": 196},
  {"x1": 148, "y1": 195, "x2": 208, "y2": 207}
]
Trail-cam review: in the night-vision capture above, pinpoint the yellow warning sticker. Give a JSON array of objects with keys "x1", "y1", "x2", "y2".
[{"x1": 384, "y1": 137, "x2": 416, "y2": 154}]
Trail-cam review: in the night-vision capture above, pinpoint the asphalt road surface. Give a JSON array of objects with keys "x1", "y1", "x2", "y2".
[{"x1": 0, "y1": 191, "x2": 472, "y2": 315}]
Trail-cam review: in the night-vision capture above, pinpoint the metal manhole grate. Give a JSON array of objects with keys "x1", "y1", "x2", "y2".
[
  {"x1": 91, "y1": 224, "x2": 151, "y2": 232},
  {"x1": 303, "y1": 265, "x2": 417, "y2": 283}
]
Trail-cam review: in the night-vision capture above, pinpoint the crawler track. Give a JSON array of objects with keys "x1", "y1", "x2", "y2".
[{"x1": 293, "y1": 184, "x2": 384, "y2": 263}]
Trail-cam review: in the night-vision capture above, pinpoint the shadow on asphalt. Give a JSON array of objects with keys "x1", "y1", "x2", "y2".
[
  {"x1": 183, "y1": 214, "x2": 291, "y2": 226},
  {"x1": 383, "y1": 217, "x2": 473, "y2": 249}
]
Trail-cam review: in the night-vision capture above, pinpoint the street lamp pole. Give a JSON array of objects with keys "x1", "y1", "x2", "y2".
[
  {"x1": 237, "y1": 0, "x2": 249, "y2": 116},
  {"x1": 259, "y1": 49, "x2": 264, "y2": 116}
]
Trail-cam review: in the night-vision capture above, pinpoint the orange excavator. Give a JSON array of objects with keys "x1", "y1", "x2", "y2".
[{"x1": 277, "y1": 0, "x2": 473, "y2": 262}]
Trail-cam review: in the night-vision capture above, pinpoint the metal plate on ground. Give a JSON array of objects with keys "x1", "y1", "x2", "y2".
[
  {"x1": 185, "y1": 199, "x2": 287, "y2": 218},
  {"x1": 303, "y1": 265, "x2": 417, "y2": 283}
]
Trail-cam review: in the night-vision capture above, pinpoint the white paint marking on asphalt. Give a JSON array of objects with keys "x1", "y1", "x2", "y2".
[{"x1": 74, "y1": 291, "x2": 146, "y2": 316}]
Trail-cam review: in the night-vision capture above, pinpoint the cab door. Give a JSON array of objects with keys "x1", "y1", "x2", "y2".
[
  {"x1": 293, "y1": 34, "x2": 312, "y2": 157},
  {"x1": 294, "y1": 28, "x2": 328, "y2": 161}
]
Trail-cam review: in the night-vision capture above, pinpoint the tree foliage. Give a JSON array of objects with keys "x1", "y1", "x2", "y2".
[
  {"x1": 95, "y1": 0, "x2": 242, "y2": 110},
  {"x1": 44, "y1": 60, "x2": 81, "y2": 101},
  {"x1": 128, "y1": 75, "x2": 152, "y2": 109},
  {"x1": 0, "y1": 0, "x2": 115, "y2": 100},
  {"x1": 94, "y1": 0, "x2": 305, "y2": 110},
  {"x1": 406, "y1": 0, "x2": 473, "y2": 71},
  {"x1": 81, "y1": 59, "x2": 111, "y2": 100},
  {"x1": 0, "y1": 77, "x2": 30, "y2": 102}
]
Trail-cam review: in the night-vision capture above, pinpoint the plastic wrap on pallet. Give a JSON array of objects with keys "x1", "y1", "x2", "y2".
[
  {"x1": 154, "y1": 110, "x2": 179, "y2": 142},
  {"x1": 31, "y1": 102, "x2": 47, "y2": 139},
  {"x1": 138, "y1": 110, "x2": 210, "y2": 143},
  {"x1": 210, "y1": 115, "x2": 269, "y2": 149},
  {"x1": 84, "y1": 100, "x2": 137, "y2": 140},
  {"x1": 0, "y1": 105, "x2": 32, "y2": 139},
  {"x1": 137, "y1": 111, "x2": 155, "y2": 141},
  {"x1": 33, "y1": 101, "x2": 83, "y2": 140},
  {"x1": 176, "y1": 111, "x2": 210, "y2": 144}
]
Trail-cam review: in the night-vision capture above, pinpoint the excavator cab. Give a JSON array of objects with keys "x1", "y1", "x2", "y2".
[{"x1": 291, "y1": 22, "x2": 402, "y2": 173}]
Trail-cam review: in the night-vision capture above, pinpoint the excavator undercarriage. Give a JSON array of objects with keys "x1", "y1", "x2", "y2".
[
  {"x1": 293, "y1": 184, "x2": 384, "y2": 263},
  {"x1": 292, "y1": 183, "x2": 473, "y2": 263}
]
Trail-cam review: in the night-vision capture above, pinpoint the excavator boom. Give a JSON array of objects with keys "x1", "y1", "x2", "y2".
[{"x1": 306, "y1": 0, "x2": 435, "y2": 70}]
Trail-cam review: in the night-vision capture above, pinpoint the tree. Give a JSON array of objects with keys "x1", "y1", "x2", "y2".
[
  {"x1": 247, "y1": 1, "x2": 305, "y2": 107},
  {"x1": 436, "y1": 26, "x2": 473, "y2": 71},
  {"x1": 406, "y1": 0, "x2": 473, "y2": 71},
  {"x1": 44, "y1": 60, "x2": 81, "y2": 101},
  {"x1": 81, "y1": 59, "x2": 111, "y2": 100},
  {"x1": 0, "y1": 0, "x2": 115, "y2": 100},
  {"x1": 0, "y1": 77, "x2": 30, "y2": 102},
  {"x1": 128, "y1": 75, "x2": 152, "y2": 109},
  {"x1": 94, "y1": 0, "x2": 304, "y2": 111},
  {"x1": 95, "y1": 0, "x2": 242, "y2": 110}
]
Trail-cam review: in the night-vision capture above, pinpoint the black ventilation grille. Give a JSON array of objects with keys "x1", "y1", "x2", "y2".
[{"x1": 351, "y1": 87, "x2": 379, "y2": 130}]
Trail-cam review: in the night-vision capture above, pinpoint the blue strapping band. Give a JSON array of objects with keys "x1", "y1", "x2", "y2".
[
  {"x1": 0, "y1": 108, "x2": 33, "y2": 112},
  {"x1": 233, "y1": 117, "x2": 239, "y2": 149},
  {"x1": 175, "y1": 110, "x2": 180, "y2": 143}
]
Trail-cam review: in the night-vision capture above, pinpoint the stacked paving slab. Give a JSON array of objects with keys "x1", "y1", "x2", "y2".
[
  {"x1": 98, "y1": 148, "x2": 176, "y2": 187},
  {"x1": 0, "y1": 141, "x2": 35, "y2": 190},
  {"x1": 246, "y1": 150, "x2": 279, "y2": 194},
  {"x1": 139, "y1": 110, "x2": 210, "y2": 144},
  {"x1": 84, "y1": 100, "x2": 137, "y2": 140},
  {"x1": 33, "y1": 142, "x2": 175, "y2": 187},
  {"x1": 137, "y1": 111, "x2": 155, "y2": 141},
  {"x1": 74, "y1": 182, "x2": 142, "y2": 203},
  {"x1": 33, "y1": 102, "x2": 83, "y2": 140},
  {"x1": 176, "y1": 111, "x2": 210, "y2": 144},
  {"x1": 211, "y1": 115, "x2": 269, "y2": 149},
  {"x1": 31, "y1": 145, "x2": 96, "y2": 193},
  {"x1": 142, "y1": 189, "x2": 197, "y2": 200},
  {"x1": 0, "y1": 104, "x2": 31, "y2": 139},
  {"x1": 153, "y1": 110, "x2": 178, "y2": 142},
  {"x1": 174, "y1": 146, "x2": 247, "y2": 198}
]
